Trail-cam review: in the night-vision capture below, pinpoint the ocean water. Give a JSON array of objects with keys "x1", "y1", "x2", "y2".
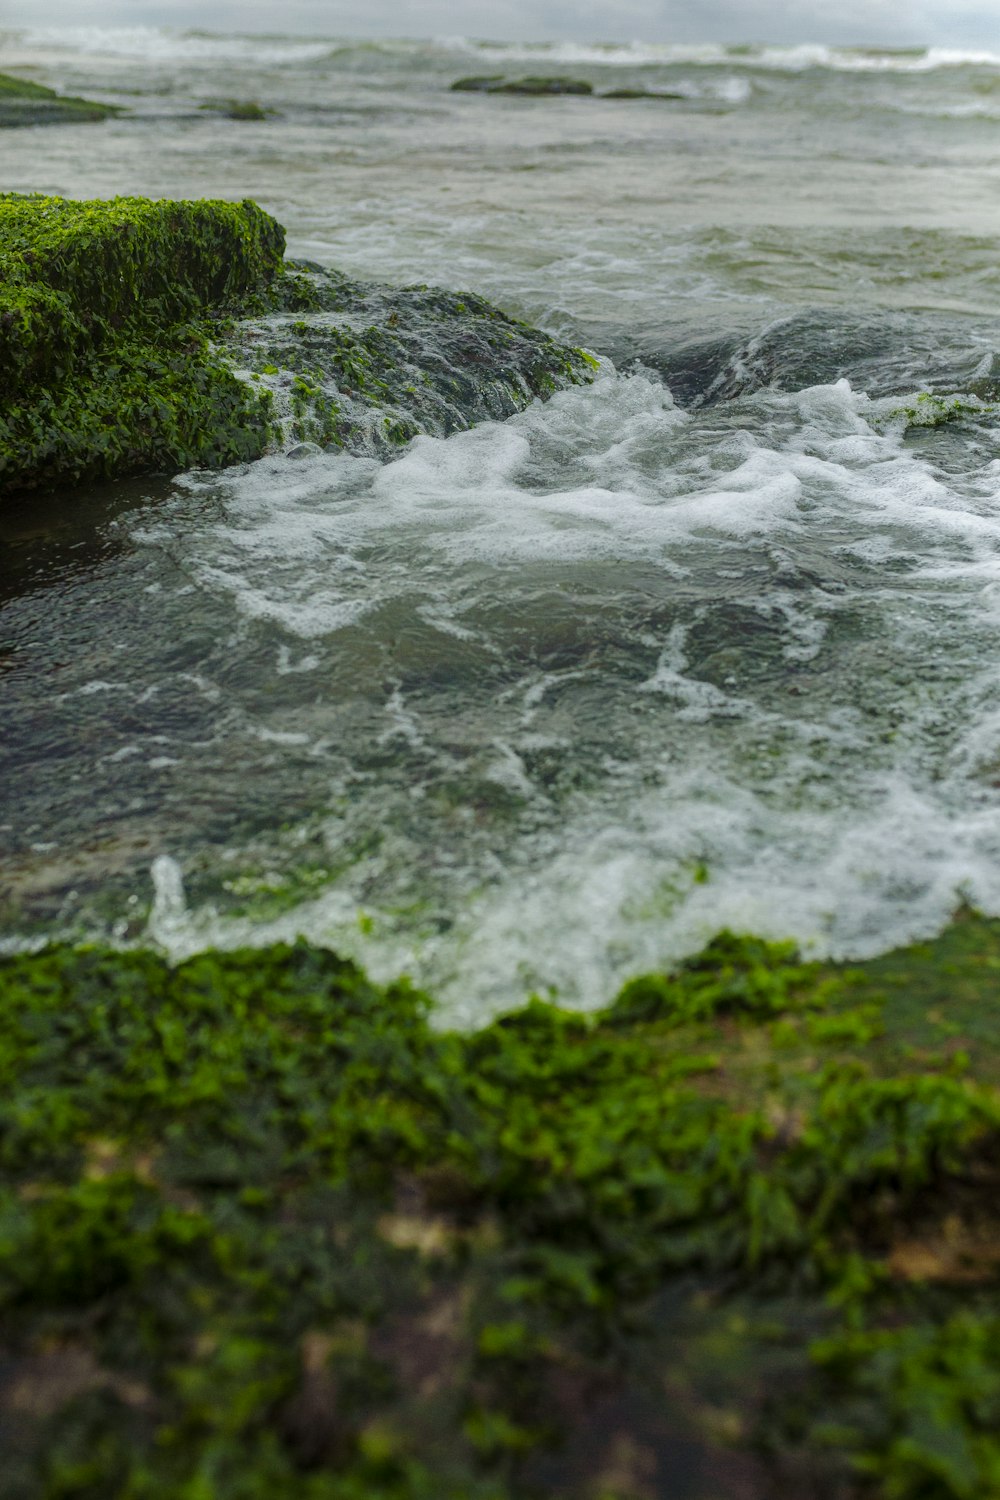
[{"x1": 3, "y1": 27, "x2": 1000, "y2": 1022}]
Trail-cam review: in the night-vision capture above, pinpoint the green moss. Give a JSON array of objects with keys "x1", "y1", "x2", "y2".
[
  {"x1": 0, "y1": 71, "x2": 121, "y2": 128},
  {"x1": 0, "y1": 195, "x2": 284, "y2": 491},
  {"x1": 2, "y1": 915, "x2": 1000, "y2": 1494},
  {"x1": 239, "y1": 266, "x2": 597, "y2": 458}
]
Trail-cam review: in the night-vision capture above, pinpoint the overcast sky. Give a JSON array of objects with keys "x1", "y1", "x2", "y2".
[{"x1": 2, "y1": 0, "x2": 997, "y2": 48}]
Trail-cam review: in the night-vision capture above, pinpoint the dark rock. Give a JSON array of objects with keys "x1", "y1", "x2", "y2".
[{"x1": 199, "y1": 98, "x2": 273, "y2": 121}]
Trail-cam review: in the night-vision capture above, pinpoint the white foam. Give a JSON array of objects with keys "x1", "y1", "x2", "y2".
[
  {"x1": 437, "y1": 36, "x2": 1000, "y2": 74},
  {"x1": 120, "y1": 367, "x2": 1000, "y2": 1019}
]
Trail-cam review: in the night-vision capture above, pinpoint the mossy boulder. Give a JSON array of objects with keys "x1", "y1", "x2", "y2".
[
  {"x1": 0, "y1": 195, "x2": 597, "y2": 495},
  {"x1": 1, "y1": 914, "x2": 1000, "y2": 1495},
  {"x1": 0, "y1": 196, "x2": 285, "y2": 492},
  {"x1": 0, "y1": 71, "x2": 121, "y2": 128}
]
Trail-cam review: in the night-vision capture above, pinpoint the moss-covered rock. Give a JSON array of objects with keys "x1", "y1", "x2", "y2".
[
  {"x1": 0, "y1": 71, "x2": 121, "y2": 128},
  {"x1": 239, "y1": 266, "x2": 599, "y2": 454},
  {"x1": 599, "y1": 87, "x2": 686, "y2": 100},
  {"x1": 450, "y1": 74, "x2": 507, "y2": 92},
  {"x1": 452, "y1": 75, "x2": 594, "y2": 96},
  {"x1": 1, "y1": 913, "x2": 1000, "y2": 1496},
  {"x1": 0, "y1": 195, "x2": 597, "y2": 494},
  {"x1": 198, "y1": 99, "x2": 274, "y2": 121},
  {"x1": 0, "y1": 196, "x2": 285, "y2": 492}
]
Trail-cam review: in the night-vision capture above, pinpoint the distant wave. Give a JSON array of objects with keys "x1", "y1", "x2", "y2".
[
  {"x1": 2, "y1": 27, "x2": 999, "y2": 74},
  {"x1": 441, "y1": 37, "x2": 1000, "y2": 73},
  {"x1": 1, "y1": 26, "x2": 338, "y2": 64}
]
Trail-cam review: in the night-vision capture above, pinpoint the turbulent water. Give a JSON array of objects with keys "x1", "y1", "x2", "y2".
[{"x1": 4, "y1": 27, "x2": 1000, "y2": 1022}]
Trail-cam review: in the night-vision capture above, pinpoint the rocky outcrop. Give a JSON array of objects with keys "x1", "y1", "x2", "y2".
[
  {"x1": 0, "y1": 195, "x2": 597, "y2": 495},
  {"x1": 0, "y1": 70, "x2": 120, "y2": 127}
]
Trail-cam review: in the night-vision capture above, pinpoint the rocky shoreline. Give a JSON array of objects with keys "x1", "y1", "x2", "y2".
[
  {"x1": 0, "y1": 194, "x2": 596, "y2": 496},
  {"x1": 3, "y1": 185, "x2": 1000, "y2": 1500}
]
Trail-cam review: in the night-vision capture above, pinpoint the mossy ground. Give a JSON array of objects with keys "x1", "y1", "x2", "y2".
[{"x1": 1, "y1": 914, "x2": 999, "y2": 1498}]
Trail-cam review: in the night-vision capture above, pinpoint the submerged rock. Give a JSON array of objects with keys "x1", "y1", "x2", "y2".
[
  {"x1": 0, "y1": 70, "x2": 120, "y2": 127},
  {"x1": 198, "y1": 98, "x2": 274, "y2": 121},
  {"x1": 0, "y1": 195, "x2": 597, "y2": 495},
  {"x1": 600, "y1": 86, "x2": 686, "y2": 100}
]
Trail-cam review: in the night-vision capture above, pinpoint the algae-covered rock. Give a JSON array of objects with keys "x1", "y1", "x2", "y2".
[
  {"x1": 450, "y1": 74, "x2": 506, "y2": 92},
  {"x1": 1, "y1": 915, "x2": 1000, "y2": 1495},
  {"x1": 0, "y1": 195, "x2": 597, "y2": 494},
  {"x1": 452, "y1": 74, "x2": 594, "y2": 96},
  {"x1": 239, "y1": 264, "x2": 599, "y2": 454},
  {"x1": 0, "y1": 70, "x2": 120, "y2": 127},
  {"x1": 198, "y1": 98, "x2": 274, "y2": 121},
  {"x1": 600, "y1": 86, "x2": 686, "y2": 100}
]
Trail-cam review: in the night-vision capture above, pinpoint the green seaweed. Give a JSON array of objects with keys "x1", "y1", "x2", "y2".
[
  {"x1": 2, "y1": 914, "x2": 1000, "y2": 1495},
  {"x1": 0, "y1": 196, "x2": 285, "y2": 491}
]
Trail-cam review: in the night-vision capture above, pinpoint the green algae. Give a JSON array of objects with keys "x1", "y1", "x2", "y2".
[
  {"x1": 0, "y1": 72, "x2": 120, "y2": 129},
  {"x1": 451, "y1": 75, "x2": 507, "y2": 92},
  {"x1": 0, "y1": 196, "x2": 284, "y2": 492},
  {"x1": 874, "y1": 390, "x2": 1000, "y2": 432},
  {"x1": 2, "y1": 914, "x2": 1000, "y2": 1496}
]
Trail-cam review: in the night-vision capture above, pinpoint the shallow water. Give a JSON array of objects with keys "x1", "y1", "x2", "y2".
[{"x1": 3, "y1": 28, "x2": 1000, "y2": 1020}]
